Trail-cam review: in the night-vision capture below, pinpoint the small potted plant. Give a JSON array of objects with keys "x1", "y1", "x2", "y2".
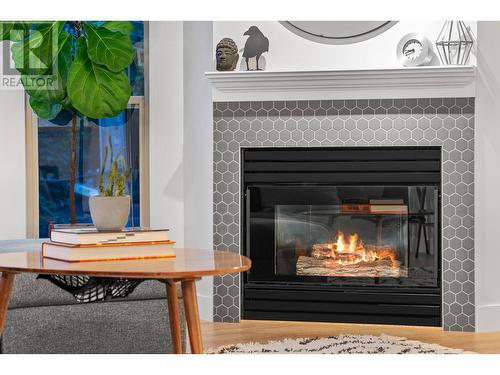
[{"x1": 89, "y1": 136, "x2": 132, "y2": 231}]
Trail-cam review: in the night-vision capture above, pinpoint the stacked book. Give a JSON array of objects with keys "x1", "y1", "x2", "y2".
[
  {"x1": 341, "y1": 199, "x2": 408, "y2": 214},
  {"x1": 42, "y1": 225, "x2": 176, "y2": 262}
]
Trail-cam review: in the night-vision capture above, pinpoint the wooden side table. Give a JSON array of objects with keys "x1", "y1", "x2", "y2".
[{"x1": 0, "y1": 245, "x2": 251, "y2": 354}]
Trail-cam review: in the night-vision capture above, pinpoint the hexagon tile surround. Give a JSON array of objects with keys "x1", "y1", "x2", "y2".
[{"x1": 213, "y1": 98, "x2": 475, "y2": 332}]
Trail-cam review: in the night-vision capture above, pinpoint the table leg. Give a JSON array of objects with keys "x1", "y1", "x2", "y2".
[
  {"x1": 181, "y1": 279, "x2": 203, "y2": 354},
  {"x1": 165, "y1": 280, "x2": 183, "y2": 354},
  {"x1": 0, "y1": 272, "x2": 15, "y2": 336}
]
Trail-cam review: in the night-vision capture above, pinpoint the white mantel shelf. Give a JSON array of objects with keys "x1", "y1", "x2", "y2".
[{"x1": 205, "y1": 66, "x2": 476, "y2": 102}]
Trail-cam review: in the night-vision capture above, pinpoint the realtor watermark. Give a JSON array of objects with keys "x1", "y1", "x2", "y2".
[
  {"x1": 1, "y1": 75, "x2": 58, "y2": 90},
  {"x1": 1, "y1": 23, "x2": 60, "y2": 91}
]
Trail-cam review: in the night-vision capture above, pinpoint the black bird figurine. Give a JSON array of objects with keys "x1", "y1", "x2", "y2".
[{"x1": 242, "y1": 26, "x2": 269, "y2": 71}]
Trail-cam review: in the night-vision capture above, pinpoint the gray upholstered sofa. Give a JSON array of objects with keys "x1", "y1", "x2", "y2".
[{"x1": 0, "y1": 240, "x2": 186, "y2": 354}]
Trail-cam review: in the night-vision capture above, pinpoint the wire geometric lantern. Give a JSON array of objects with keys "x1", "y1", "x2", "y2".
[{"x1": 435, "y1": 21, "x2": 474, "y2": 65}]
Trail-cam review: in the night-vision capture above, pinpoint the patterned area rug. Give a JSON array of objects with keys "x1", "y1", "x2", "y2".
[{"x1": 207, "y1": 334, "x2": 472, "y2": 354}]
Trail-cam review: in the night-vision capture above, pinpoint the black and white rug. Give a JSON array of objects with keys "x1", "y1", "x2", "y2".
[{"x1": 208, "y1": 334, "x2": 472, "y2": 354}]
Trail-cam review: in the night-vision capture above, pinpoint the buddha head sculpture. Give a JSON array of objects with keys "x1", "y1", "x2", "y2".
[{"x1": 216, "y1": 38, "x2": 239, "y2": 71}]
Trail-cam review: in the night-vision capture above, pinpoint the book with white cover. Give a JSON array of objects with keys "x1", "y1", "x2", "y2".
[
  {"x1": 42, "y1": 241, "x2": 176, "y2": 262},
  {"x1": 50, "y1": 227, "x2": 169, "y2": 245}
]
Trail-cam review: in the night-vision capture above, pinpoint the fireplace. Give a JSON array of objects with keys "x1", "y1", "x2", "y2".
[{"x1": 242, "y1": 146, "x2": 441, "y2": 326}]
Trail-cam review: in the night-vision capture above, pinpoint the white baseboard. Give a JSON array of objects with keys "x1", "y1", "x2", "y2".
[{"x1": 476, "y1": 304, "x2": 500, "y2": 332}]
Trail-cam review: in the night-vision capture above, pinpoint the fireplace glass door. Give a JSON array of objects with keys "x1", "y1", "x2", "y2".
[
  {"x1": 246, "y1": 185, "x2": 439, "y2": 288},
  {"x1": 276, "y1": 203, "x2": 408, "y2": 278}
]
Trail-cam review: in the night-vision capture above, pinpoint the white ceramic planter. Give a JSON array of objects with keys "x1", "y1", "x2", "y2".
[{"x1": 89, "y1": 195, "x2": 131, "y2": 231}]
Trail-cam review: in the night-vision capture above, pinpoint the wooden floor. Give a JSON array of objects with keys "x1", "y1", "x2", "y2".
[{"x1": 201, "y1": 320, "x2": 500, "y2": 353}]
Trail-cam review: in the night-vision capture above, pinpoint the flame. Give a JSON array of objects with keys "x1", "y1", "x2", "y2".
[
  {"x1": 322, "y1": 230, "x2": 398, "y2": 269},
  {"x1": 348, "y1": 233, "x2": 357, "y2": 252},
  {"x1": 333, "y1": 230, "x2": 362, "y2": 254},
  {"x1": 336, "y1": 231, "x2": 345, "y2": 252}
]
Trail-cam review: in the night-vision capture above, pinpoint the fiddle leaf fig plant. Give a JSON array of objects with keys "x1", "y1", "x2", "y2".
[
  {"x1": 1, "y1": 21, "x2": 134, "y2": 120},
  {"x1": 0, "y1": 21, "x2": 136, "y2": 223}
]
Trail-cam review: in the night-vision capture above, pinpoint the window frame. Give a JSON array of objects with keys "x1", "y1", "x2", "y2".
[
  {"x1": 25, "y1": 95, "x2": 150, "y2": 238},
  {"x1": 25, "y1": 22, "x2": 149, "y2": 239}
]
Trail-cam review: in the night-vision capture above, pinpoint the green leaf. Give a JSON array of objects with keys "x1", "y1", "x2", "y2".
[
  {"x1": 102, "y1": 21, "x2": 134, "y2": 34},
  {"x1": 19, "y1": 30, "x2": 73, "y2": 103},
  {"x1": 84, "y1": 22, "x2": 134, "y2": 72},
  {"x1": 60, "y1": 95, "x2": 74, "y2": 111},
  {"x1": 11, "y1": 21, "x2": 66, "y2": 75},
  {"x1": 0, "y1": 22, "x2": 29, "y2": 41},
  {"x1": 48, "y1": 108, "x2": 73, "y2": 125},
  {"x1": 21, "y1": 75, "x2": 63, "y2": 103},
  {"x1": 29, "y1": 97, "x2": 62, "y2": 120},
  {"x1": 67, "y1": 38, "x2": 131, "y2": 118}
]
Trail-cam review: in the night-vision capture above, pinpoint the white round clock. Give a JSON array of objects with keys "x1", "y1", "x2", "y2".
[{"x1": 396, "y1": 33, "x2": 433, "y2": 67}]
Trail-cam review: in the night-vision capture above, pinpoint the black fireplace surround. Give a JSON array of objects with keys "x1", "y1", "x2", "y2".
[{"x1": 242, "y1": 147, "x2": 442, "y2": 326}]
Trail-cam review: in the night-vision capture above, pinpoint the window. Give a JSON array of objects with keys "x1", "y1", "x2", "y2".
[{"x1": 26, "y1": 21, "x2": 148, "y2": 238}]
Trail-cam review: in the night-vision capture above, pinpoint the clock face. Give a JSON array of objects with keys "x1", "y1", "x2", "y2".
[
  {"x1": 403, "y1": 39, "x2": 423, "y2": 61},
  {"x1": 396, "y1": 33, "x2": 432, "y2": 67}
]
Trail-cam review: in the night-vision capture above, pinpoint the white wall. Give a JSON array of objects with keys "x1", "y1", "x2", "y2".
[
  {"x1": 183, "y1": 21, "x2": 214, "y2": 321},
  {"x1": 149, "y1": 21, "x2": 214, "y2": 320},
  {"x1": 0, "y1": 47, "x2": 26, "y2": 240},
  {"x1": 213, "y1": 21, "x2": 477, "y2": 71},
  {"x1": 149, "y1": 21, "x2": 185, "y2": 246},
  {"x1": 474, "y1": 21, "x2": 500, "y2": 332}
]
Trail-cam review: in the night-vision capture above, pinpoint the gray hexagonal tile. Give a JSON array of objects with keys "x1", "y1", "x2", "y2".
[{"x1": 213, "y1": 97, "x2": 475, "y2": 329}]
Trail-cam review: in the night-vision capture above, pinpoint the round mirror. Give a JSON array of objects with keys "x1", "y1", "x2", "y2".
[{"x1": 280, "y1": 21, "x2": 398, "y2": 45}]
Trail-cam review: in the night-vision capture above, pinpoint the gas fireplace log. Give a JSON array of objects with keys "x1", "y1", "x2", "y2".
[
  {"x1": 311, "y1": 243, "x2": 397, "y2": 261},
  {"x1": 296, "y1": 256, "x2": 406, "y2": 278}
]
